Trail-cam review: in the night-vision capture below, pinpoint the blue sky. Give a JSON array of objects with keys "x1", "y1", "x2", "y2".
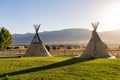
[{"x1": 0, "y1": 0, "x2": 120, "y2": 34}]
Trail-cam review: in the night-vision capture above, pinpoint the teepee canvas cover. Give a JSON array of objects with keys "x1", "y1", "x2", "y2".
[
  {"x1": 80, "y1": 23, "x2": 113, "y2": 58},
  {"x1": 24, "y1": 24, "x2": 51, "y2": 56}
]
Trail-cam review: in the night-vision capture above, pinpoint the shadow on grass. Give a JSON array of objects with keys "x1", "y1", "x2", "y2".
[{"x1": 0, "y1": 58, "x2": 95, "y2": 78}]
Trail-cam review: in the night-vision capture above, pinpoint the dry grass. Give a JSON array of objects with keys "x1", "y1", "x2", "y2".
[{"x1": 0, "y1": 46, "x2": 120, "y2": 57}]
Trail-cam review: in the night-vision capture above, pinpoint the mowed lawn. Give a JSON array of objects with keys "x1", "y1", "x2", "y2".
[{"x1": 0, "y1": 57, "x2": 120, "y2": 80}]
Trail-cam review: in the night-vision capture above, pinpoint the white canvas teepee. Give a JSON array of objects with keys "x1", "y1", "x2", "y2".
[
  {"x1": 80, "y1": 22, "x2": 114, "y2": 58},
  {"x1": 24, "y1": 24, "x2": 51, "y2": 56}
]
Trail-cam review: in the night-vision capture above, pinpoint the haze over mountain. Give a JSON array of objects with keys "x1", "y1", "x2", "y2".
[{"x1": 12, "y1": 28, "x2": 120, "y2": 45}]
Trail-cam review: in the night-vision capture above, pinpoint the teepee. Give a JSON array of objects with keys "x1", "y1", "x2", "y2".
[
  {"x1": 80, "y1": 22, "x2": 114, "y2": 58},
  {"x1": 24, "y1": 24, "x2": 51, "y2": 56}
]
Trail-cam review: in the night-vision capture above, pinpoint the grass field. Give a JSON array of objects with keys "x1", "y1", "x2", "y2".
[{"x1": 0, "y1": 57, "x2": 120, "y2": 80}]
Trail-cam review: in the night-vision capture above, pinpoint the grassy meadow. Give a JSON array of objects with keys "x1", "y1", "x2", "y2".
[{"x1": 0, "y1": 57, "x2": 120, "y2": 80}]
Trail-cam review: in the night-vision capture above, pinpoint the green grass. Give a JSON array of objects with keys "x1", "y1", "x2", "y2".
[{"x1": 0, "y1": 57, "x2": 120, "y2": 80}]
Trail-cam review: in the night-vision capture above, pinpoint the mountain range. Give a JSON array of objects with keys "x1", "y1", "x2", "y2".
[{"x1": 12, "y1": 28, "x2": 120, "y2": 45}]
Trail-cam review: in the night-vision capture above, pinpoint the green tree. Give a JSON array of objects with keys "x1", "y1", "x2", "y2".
[{"x1": 0, "y1": 27, "x2": 12, "y2": 50}]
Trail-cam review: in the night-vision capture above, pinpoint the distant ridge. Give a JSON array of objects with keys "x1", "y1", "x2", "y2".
[{"x1": 12, "y1": 28, "x2": 120, "y2": 45}]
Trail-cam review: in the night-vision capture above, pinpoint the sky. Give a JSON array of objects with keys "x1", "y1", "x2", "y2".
[{"x1": 0, "y1": 0, "x2": 120, "y2": 34}]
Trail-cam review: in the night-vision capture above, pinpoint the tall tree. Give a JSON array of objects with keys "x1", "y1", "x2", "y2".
[{"x1": 0, "y1": 27, "x2": 12, "y2": 50}]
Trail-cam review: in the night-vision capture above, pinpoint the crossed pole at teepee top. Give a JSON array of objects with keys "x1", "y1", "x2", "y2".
[
  {"x1": 91, "y1": 22, "x2": 99, "y2": 30},
  {"x1": 31, "y1": 24, "x2": 42, "y2": 43},
  {"x1": 34, "y1": 24, "x2": 41, "y2": 32}
]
